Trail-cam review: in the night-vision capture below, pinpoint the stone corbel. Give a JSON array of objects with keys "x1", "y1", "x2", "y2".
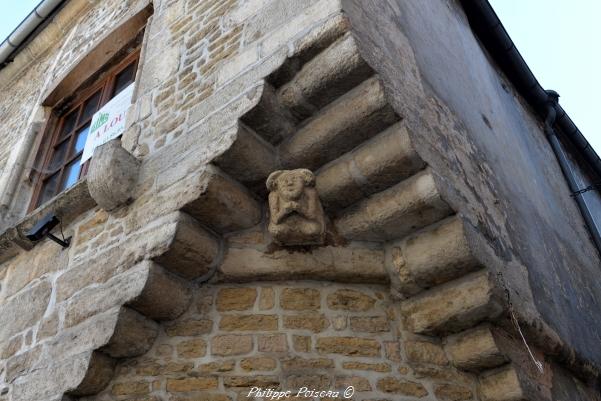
[{"x1": 87, "y1": 139, "x2": 140, "y2": 211}]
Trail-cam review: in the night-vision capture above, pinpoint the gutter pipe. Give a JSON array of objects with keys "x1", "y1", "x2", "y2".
[
  {"x1": 0, "y1": 0, "x2": 65, "y2": 67},
  {"x1": 545, "y1": 91, "x2": 601, "y2": 252},
  {"x1": 460, "y1": 0, "x2": 601, "y2": 254}
]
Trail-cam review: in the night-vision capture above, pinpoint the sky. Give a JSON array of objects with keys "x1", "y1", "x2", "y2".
[
  {"x1": 489, "y1": 0, "x2": 601, "y2": 154},
  {"x1": 0, "y1": 1, "x2": 600, "y2": 153}
]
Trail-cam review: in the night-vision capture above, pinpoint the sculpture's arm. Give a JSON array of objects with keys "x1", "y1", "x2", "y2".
[
  {"x1": 270, "y1": 193, "x2": 288, "y2": 224},
  {"x1": 304, "y1": 189, "x2": 320, "y2": 219}
]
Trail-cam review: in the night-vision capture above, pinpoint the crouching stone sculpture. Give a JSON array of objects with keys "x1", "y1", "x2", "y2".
[{"x1": 266, "y1": 169, "x2": 326, "y2": 246}]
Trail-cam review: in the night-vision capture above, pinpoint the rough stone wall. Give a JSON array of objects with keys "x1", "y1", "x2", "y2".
[
  {"x1": 1, "y1": 0, "x2": 600, "y2": 400},
  {"x1": 341, "y1": 0, "x2": 601, "y2": 395},
  {"x1": 0, "y1": 1, "x2": 372, "y2": 400},
  {"x1": 81, "y1": 283, "x2": 476, "y2": 401}
]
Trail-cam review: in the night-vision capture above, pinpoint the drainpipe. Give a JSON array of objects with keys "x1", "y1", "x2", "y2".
[
  {"x1": 0, "y1": 0, "x2": 64, "y2": 67},
  {"x1": 544, "y1": 90, "x2": 601, "y2": 252}
]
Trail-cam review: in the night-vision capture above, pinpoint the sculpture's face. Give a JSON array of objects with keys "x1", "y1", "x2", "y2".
[{"x1": 278, "y1": 172, "x2": 305, "y2": 200}]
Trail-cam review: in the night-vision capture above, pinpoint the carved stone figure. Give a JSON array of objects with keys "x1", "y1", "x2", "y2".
[{"x1": 266, "y1": 169, "x2": 326, "y2": 246}]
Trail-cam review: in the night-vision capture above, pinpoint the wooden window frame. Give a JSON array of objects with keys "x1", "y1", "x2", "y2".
[{"x1": 29, "y1": 49, "x2": 140, "y2": 212}]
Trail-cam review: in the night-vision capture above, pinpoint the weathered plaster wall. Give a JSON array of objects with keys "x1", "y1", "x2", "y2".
[{"x1": 341, "y1": 0, "x2": 601, "y2": 376}]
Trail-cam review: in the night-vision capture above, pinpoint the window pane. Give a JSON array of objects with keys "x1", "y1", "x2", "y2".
[
  {"x1": 74, "y1": 125, "x2": 89, "y2": 154},
  {"x1": 38, "y1": 173, "x2": 60, "y2": 206},
  {"x1": 112, "y1": 62, "x2": 136, "y2": 98},
  {"x1": 60, "y1": 110, "x2": 78, "y2": 138},
  {"x1": 80, "y1": 91, "x2": 102, "y2": 123},
  {"x1": 48, "y1": 140, "x2": 69, "y2": 172},
  {"x1": 61, "y1": 157, "x2": 82, "y2": 190}
]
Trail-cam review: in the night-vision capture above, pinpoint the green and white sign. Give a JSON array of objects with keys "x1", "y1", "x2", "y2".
[{"x1": 82, "y1": 83, "x2": 134, "y2": 162}]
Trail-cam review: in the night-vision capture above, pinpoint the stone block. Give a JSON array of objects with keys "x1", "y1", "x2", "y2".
[
  {"x1": 434, "y1": 384, "x2": 474, "y2": 401},
  {"x1": 349, "y1": 316, "x2": 390, "y2": 332},
  {"x1": 341, "y1": 361, "x2": 391, "y2": 372},
  {"x1": 293, "y1": 335, "x2": 311, "y2": 353},
  {"x1": 101, "y1": 307, "x2": 159, "y2": 358},
  {"x1": 258, "y1": 334, "x2": 288, "y2": 352},
  {"x1": 334, "y1": 169, "x2": 453, "y2": 241},
  {"x1": 240, "y1": 357, "x2": 277, "y2": 371},
  {"x1": 281, "y1": 357, "x2": 334, "y2": 370},
  {"x1": 1, "y1": 334, "x2": 22, "y2": 359},
  {"x1": 404, "y1": 340, "x2": 449, "y2": 366},
  {"x1": 280, "y1": 288, "x2": 321, "y2": 310},
  {"x1": 334, "y1": 376, "x2": 372, "y2": 391},
  {"x1": 211, "y1": 335, "x2": 253, "y2": 356},
  {"x1": 111, "y1": 380, "x2": 150, "y2": 396},
  {"x1": 260, "y1": 0, "x2": 343, "y2": 59},
  {"x1": 289, "y1": 13, "x2": 350, "y2": 65},
  {"x1": 176, "y1": 338, "x2": 207, "y2": 358},
  {"x1": 219, "y1": 245, "x2": 387, "y2": 283},
  {"x1": 165, "y1": 318, "x2": 213, "y2": 337},
  {"x1": 212, "y1": 122, "x2": 278, "y2": 189},
  {"x1": 283, "y1": 314, "x2": 329, "y2": 332},
  {"x1": 152, "y1": 212, "x2": 220, "y2": 280},
  {"x1": 87, "y1": 139, "x2": 140, "y2": 211},
  {"x1": 3, "y1": 240, "x2": 65, "y2": 300},
  {"x1": 223, "y1": 375, "x2": 280, "y2": 388},
  {"x1": 197, "y1": 360, "x2": 235, "y2": 374},
  {"x1": 240, "y1": 81, "x2": 297, "y2": 144},
  {"x1": 445, "y1": 325, "x2": 508, "y2": 371},
  {"x1": 13, "y1": 352, "x2": 91, "y2": 401},
  {"x1": 62, "y1": 265, "x2": 152, "y2": 329},
  {"x1": 0, "y1": 227, "x2": 33, "y2": 264},
  {"x1": 478, "y1": 366, "x2": 524, "y2": 401},
  {"x1": 166, "y1": 377, "x2": 219, "y2": 392},
  {"x1": 127, "y1": 261, "x2": 193, "y2": 321},
  {"x1": 243, "y1": 0, "x2": 321, "y2": 46},
  {"x1": 5, "y1": 346, "x2": 41, "y2": 383},
  {"x1": 287, "y1": 374, "x2": 331, "y2": 389},
  {"x1": 219, "y1": 314, "x2": 278, "y2": 331},
  {"x1": 400, "y1": 271, "x2": 504, "y2": 335},
  {"x1": 326, "y1": 289, "x2": 376, "y2": 311},
  {"x1": 217, "y1": 44, "x2": 259, "y2": 87},
  {"x1": 0, "y1": 280, "x2": 51, "y2": 342},
  {"x1": 390, "y1": 217, "x2": 481, "y2": 296},
  {"x1": 316, "y1": 336, "x2": 380, "y2": 356},
  {"x1": 332, "y1": 315, "x2": 347, "y2": 330},
  {"x1": 376, "y1": 377, "x2": 428, "y2": 397},
  {"x1": 279, "y1": 77, "x2": 399, "y2": 170},
  {"x1": 259, "y1": 287, "x2": 275, "y2": 310},
  {"x1": 42, "y1": 308, "x2": 121, "y2": 362},
  {"x1": 278, "y1": 33, "x2": 373, "y2": 119},
  {"x1": 55, "y1": 245, "x2": 127, "y2": 303},
  {"x1": 216, "y1": 287, "x2": 257, "y2": 311},
  {"x1": 69, "y1": 352, "x2": 116, "y2": 397},
  {"x1": 181, "y1": 166, "x2": 262, "y2": 233},
  {"x1": 316, "y1": 122, "x2": 425, "y2": 210}
]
